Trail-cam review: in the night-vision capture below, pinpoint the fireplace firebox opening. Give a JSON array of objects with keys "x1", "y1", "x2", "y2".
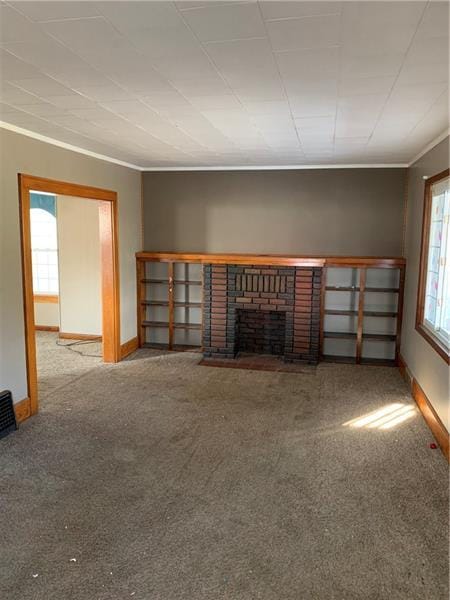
[{"x1": 235, "y1": 309, "x2": 286, "y2": 356}]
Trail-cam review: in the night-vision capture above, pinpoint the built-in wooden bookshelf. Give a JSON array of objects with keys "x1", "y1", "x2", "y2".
[
  {"x1": 136, "y1": 257, "x2": 202, "y2": 351},
  {"x1": 321, "y1": 260, "x2": 405, "y2": 366},
  {"x1": 136, "y1": 253, "x2": 405, "y2": 364}
]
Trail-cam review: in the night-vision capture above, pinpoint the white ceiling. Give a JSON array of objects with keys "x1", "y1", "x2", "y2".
[{"x1": 0, "y1": 0, "x2": 449, "y2": 169}]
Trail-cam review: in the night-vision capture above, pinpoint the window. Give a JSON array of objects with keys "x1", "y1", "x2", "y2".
[
  {"x1": 416, "y1": 169, "x2": 450, "y2": 362},
  {"x1": 30, "y1": 193, "x2": 59, "y2": 294}
]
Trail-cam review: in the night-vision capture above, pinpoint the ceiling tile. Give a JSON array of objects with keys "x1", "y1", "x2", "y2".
[
  {"x1": 289, "y1": 95, "x2": 337, "y2": 118},
  {"x1": 0, "y1": 49, "x2": 41, "y2": 79},
  {"x1": 267, "y1": 14, "x2": 340, "y2": 53},
  {"x1": 277, "y1": 46, "x2": 339, "y2": 80},
  {"x1": 295, "y1": 115, "x2": 335, "y2": 135},
  {"x1": 0, "y1": 81, "x2": 43, "y2": 105},
  {"x1": 341, "y1": 53, "x2": 405, "y2": 79},
  {"x1": 0, "y1": 4, "x2": 46, "y2": 43},
  {"x1": 8, "y1": 75, "x2": 74, "y2": 97},
  {"x1": 96, "y1": 1, "x2": 182, "y2": 31},
  {"x1": 415, "y1": 1, "x2": 450, "y2": 40},
  {"x1": 10, "y1": 1, "x2": 100, "y2": 22},
  {"x1": 260, "y1": 1, "x2": 342, "y2": 20},
  {"x1": 181, "y1": 2, "x2": 265, "y2": 42},
  {"x1": 72, "y1": 84, "x2": 132, "y2": 102},
  {"x1": 2, "y1": 37, "x2": 92, "y2": 72},
  {"x1": 339, "y1": 76, "x2": 396, "y2": 97}
]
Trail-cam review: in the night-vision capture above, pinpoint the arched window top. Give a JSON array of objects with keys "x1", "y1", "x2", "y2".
[{"x1": 30, "y1": 208, "x2": 58, "y2": 251}]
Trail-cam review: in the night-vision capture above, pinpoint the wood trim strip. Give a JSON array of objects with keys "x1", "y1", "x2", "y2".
[
  {"x1": 136, "y1": 252, "x2": 405, "y2": 268},
  {"x1": 34, "y1": 294, "x2": 59, "y2": 303},
  {"x1": 415, "y1": 168, "x2": 450, "y2": 364},
  {"x1": 136, "y1": 259, "x2": 146, "y2": 347},
  {"x1": 121, "y1": 336, "x2": 139, "y2": 359},
  {"x1": 35, "y1": 325, "x2": 59, "y2": 332},
  {"x1": 14, "y1": 397, "x2": 31, "y2": 423},
  {"x1": 398, "y1": 354, "x2": 449, "y2": 462},
  {"x1": 395, "y1": 265, "x2": 405, "y2": 365},
  {"x1": 319, "y1": 266, "x2": 327, "y2": 358},
  {"x1": 59, "y1": 332, "x2": 102, "y2": 341},
  {"x1": 19, "y1": 174, "x2": 116, "y2": 202},
  {"x1": 19, "y1": 174, "x2": 121, "y2": 418},
  {"x1": 168, "y1": 261, "x2": 174, "y2": 350},
  {"x1": 356, "y1": 267, "x2": 366, "y2": 364}
]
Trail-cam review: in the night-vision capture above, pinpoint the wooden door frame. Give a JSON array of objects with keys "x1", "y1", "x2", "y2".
[{"x1": 19, "y1": 174, "x2": 121, "y2": 417}]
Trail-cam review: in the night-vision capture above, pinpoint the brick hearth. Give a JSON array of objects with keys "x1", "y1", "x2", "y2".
[{"x1": 202, "y1": 264, "x2": 322, "y2": 363}]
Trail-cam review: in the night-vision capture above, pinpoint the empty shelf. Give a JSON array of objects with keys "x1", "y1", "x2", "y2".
[
  {"x1": 363, "y1": 333, "x2": 396, "y2": 341},
  {"x1": 365, "y1": 287, "x2": 399, "y2": 293},
  {"x1": 141, "y1": 279, "x2": 202, "y2": 286},
  {"x1": 141, "y1": 278, "x2": 168, "y2": 284},
  {"x1": 322, "y1": 355, "x2": 356, "y2": 364},
  {"x1": 325, "y1": 286, "x2": 360, "y2": 291},
  {"x1": 323, "y1": 331, "x2": 357, "y2": 339},
  {"x1": 141, "y1": 300, "x2": 168, "y2": 306},
  {"x1": 174, "y1": 322, "x2": 202, "y2": 330},
  {"x1": 142, "y1": 320, "x2": 169, "y2": 328},
  {"x1": 143, "y1": 342, "x2": 201, "y2": 352},
  {"x1": 141, "y1": 301, "x2": 201, "y2": 308},
  {"x1": 325, "y1": 309, "x2": 397, "y2": 317},
  {"x1": 360, "y1": 357, "x2": 396, "y2": 367},
  {"x1": 143, "y1": 321, "x2": 201, "y2": 330}
]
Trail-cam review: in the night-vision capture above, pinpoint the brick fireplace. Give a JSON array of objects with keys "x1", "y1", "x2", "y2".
[{"x1": 203, "y1": 264, "x2": 322, "y2": 363}]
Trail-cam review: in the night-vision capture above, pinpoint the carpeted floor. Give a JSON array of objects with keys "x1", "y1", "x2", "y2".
[{"x1": 0, "y1": 333, "x2": 448, "y2": 600}]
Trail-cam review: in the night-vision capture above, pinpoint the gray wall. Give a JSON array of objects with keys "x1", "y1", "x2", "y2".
[
  {"x1": 401, "y1": 137, "x2": 449, "y2": 431},
  {"x1": 0, "y1": 128, "x2": 142, "y2": 405},
  {"x1": 143, "y1": 168, "x2": 407, "y2": 256}
]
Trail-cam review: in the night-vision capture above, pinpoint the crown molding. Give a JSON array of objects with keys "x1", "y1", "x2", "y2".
[
  {"x1": 7, "y1": 120, "x2": 447, "y2": 173},
  {"x1": 0, "y1": 122, "x2": 144, "y2": 171},
  {"x1": 408, "y1": 128, "x2": 450, "y2": 167},
  {"x1": 142, "y1": 163, "x2": 407, "y2": 171}
]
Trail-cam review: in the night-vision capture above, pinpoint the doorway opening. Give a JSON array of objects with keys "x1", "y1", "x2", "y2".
[{"x1": 19, "y1": 174, "x2": 120, "y2": 418}]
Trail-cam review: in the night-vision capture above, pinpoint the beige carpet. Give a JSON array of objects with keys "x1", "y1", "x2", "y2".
[
  {"x1": 36, "y1": 331, "x2": 102, "y2": 399},
  {"x1": 0, "y1": 336, "x2": 448, "y2": 600}
]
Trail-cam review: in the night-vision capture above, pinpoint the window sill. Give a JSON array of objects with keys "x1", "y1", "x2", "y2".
[
  {"x1": 415, "y1": 323, "x2": 450, "y2": 364},
  {"x1": 33, "y1": 294, "x2": 59, "y2": 304}
]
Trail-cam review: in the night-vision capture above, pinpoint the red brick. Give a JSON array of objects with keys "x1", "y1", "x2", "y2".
[
  {"x1": 261, "y1": 292, "x2": 277, "y2": 298},
  {"x1": 244, "y1": 291, "x2": 260, "y2": 298},
  {"x1": 293, "y1": 345, "x2": 309, "y2": 353},
  {"x1": 269, "y1": 298, "x2": 286, "y2": 305},
  {"x1": 236, "y1": 297, "x2": 252, "y2": 303},
  {"x1": 295, "y1": 306, "x2": 313, "y2": 313},
  {"x1": 244, "y1": 268, "x2": 261, "y2": 274}
]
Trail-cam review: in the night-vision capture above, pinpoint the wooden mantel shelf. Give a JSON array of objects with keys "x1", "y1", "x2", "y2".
[{"x1": 136, "y1": 252, "x2": 405, "y2": 268}]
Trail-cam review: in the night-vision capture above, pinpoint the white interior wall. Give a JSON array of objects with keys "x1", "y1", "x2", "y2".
[
  {"x1": 34, "y1": 301, "x2": 59, "y2": 328},
  {"x1": 57, "y1": 195, "x2": 102, "y2": 336}
]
